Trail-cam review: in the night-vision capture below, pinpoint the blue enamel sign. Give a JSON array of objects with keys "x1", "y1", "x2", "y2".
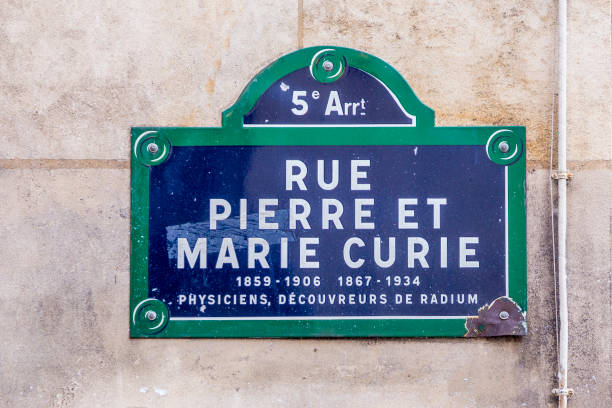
[
  {"x1": 151, "y1": 145, "x2": 504, "y2": 318},
  {"x1": 130, "y1": 47, "x2": 527, "y2": 337}
]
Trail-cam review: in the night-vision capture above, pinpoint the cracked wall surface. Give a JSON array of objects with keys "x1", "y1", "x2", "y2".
[{"x1": 0, "y1": 1, "x2": 610, "y2": 407}]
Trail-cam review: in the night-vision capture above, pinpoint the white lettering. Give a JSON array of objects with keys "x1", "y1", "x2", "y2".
[
  {"x1": 427, "y1": 198, "x2": 447, "y2": 229},
  {"x1": 408, "y1": 237, "x2": 429, "y2": 268},
  {"x1": 324, "y1": 91, "x2": 343, "y2": 116},
  {"x1": 460, "y1": 237, "x2": 480, "y2": 268},
  {"x1": 177, "y1": 237, "x2": 206, "y2": 269},
  {"x1": 398, "y1": 198, "x2": 418, "y2": 229},
  {"x1": 216, "y1": 237, "x2": 239, "y2": 269},
  {"x1": 343, "y1": 237, "x2": 365, "y2": 268},
  {"x1": 374, "y1": 237, "x2": 395, "y2": 268},
  {"x1": 300, "y1": 237, "x2": 319, "y2": 268},
  {"x1": 322, "y1": 198, "x2": 344, "y2": 229},
  {"x1": 351, "y1": 160, "x2": 371, "y2": 190},
  {"x1": 280, "y1": 237, "x2": 288, "y2": 268},
  {"x1": 209, "y1": 199, "x2": 231, "y2": 230},
  {"x1": 317, "y1": 159, "x2": 339, "y2": 190},
  {"x1": 440, "y1": 237, "x2": 447, "y2": 268},
  {"x1": 290, "y1": 199, "x2": 311, "y2": 229},
  {"x1": 258, "y1": 199, "x2": 278, "y2": 230},
  {"x1": 285, "y1": 160, "x2": 307, "y2": 191},
  {"x1": 248, "y1": 237, "x2": 270, "y2": 268},
  {"x1": 355, "y1": 198, "x2": 375, "y2": 229},
  {"x1": 239, "y1": 198, "x2": 247, "y2": 230}
]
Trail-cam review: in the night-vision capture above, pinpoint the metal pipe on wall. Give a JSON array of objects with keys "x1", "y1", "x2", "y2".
[{"x1": 555, "y1": 0, "x2": 571, "y2": 406}]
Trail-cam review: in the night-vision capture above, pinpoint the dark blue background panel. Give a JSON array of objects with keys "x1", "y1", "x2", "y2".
[
  {"x1": 243, "y1": 67, "x2": 415, "y2": 126},
  {"x1": 148, "y1": 145, "x2": 506, "y2": 319}
]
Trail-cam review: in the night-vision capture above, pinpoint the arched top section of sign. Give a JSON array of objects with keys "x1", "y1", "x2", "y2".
[{"x1": 222, "y1": 46, "x2": 434, "y2": 128}]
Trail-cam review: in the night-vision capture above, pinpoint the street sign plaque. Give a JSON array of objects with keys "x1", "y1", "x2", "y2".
[{"x1": 131, "y1": 47, "x2": 526, "y2": 338}]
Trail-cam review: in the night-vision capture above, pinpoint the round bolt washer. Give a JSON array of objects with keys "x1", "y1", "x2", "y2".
[
  {"x1": 485, "y1": 129, "x2": 523, "y2": 166},
  {"x1": 310, "y1": 48, "x2": 347, "y2": 83},
  {"x1": 133, "y1": 131, "x2": 172, "y2": 166},
  {"x1": 132, "y1": 298, "x2": 169, "y2": 335}
]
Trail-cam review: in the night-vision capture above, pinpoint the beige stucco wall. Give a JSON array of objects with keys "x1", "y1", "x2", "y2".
[{"x1": 0, "y1": 1, "x2": 610, "y2": 407}]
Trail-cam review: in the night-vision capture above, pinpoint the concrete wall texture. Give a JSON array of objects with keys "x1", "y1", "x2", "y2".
[{"x1": 0, "y1": 1, "x2": 610, "y2": 407}]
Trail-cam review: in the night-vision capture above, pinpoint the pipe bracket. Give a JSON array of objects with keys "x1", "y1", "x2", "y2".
[
  {"x1": 552, "y1": 388, "x2": 575, "y2": 398},
  {"x1": 551, "y1": 171, "x2": 573, "y2": 180}
]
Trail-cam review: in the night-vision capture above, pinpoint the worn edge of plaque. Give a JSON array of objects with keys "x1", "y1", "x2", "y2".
[{"x1": 129, "y1": 46, "x2": 527, "y2": 338}]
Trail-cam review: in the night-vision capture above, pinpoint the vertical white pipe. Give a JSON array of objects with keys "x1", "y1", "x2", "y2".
[{"x1": 557, "y1": 0, "x2": 569, "y2": 406}]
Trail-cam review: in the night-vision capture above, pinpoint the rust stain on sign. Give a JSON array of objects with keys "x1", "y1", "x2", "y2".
[{"x1": 465, "y1": 297, "x2": 527, "y2": 337}]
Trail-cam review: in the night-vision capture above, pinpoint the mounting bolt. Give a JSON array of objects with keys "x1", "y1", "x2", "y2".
[
  {"x1": 147, "y1": 143, "x2": 159, "y2": 154},
  {"x1": 145, "y1": 310, "x2": 157, "y2": 321},
  {"x1": 499, "y1": 311, "x2": 510, "y2": 320},
  {"x1": 322, "y1": 60, "x2": 334, "y2": 72},
  {"x1": 498, "y1": 141, "x2": 510, "y2": 153}
]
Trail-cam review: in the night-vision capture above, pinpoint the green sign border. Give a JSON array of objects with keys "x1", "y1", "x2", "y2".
[{"x1": 130, "y1": 46, "x2": 526, "y2": 338}]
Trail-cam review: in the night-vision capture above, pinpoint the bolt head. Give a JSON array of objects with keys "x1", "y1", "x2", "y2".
[
  {"x1": 147, "y1": 143, "x2": 159, "y2": 154},
  {"x1": 322, "y1": 60, "x2": 334, "y2": 72},
  {"x1": 498, "y1": 141, "x2": 510, "y2": 153},
  {"x1": 499, "y1": 311, "x2": 510, "y2": 320},
  {"x1": 145, "y1": 310, "x2": 158, "y2": 321}
]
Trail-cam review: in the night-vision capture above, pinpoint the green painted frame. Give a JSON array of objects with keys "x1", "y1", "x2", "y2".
[{"x1": 130, "y1": 46, "x2": 526, "y2": 338}]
